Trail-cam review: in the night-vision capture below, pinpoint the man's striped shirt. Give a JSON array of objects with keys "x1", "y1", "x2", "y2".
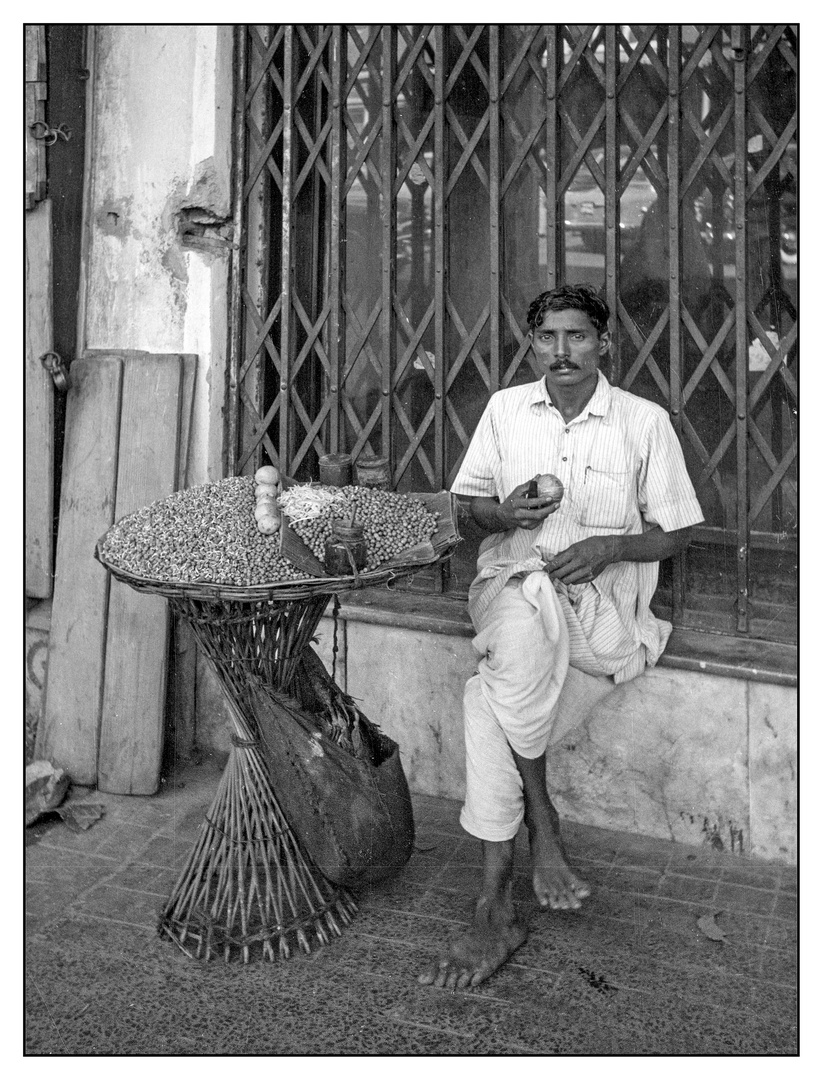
[{"x1": 451, "y1": 371, "x2": 704, "y2": 683}]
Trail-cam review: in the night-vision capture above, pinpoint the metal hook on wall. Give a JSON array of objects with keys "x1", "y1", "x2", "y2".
[
  {"x1": 40, "y1": 351, "x2": 71, "y2": 392},
  {"x1": 29, "y1": 121, "x2": 72, "y2": 146}
]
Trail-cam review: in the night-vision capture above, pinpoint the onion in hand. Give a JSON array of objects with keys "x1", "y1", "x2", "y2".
[{"x1": 536, "y1": 473, "x2": 564, "y2": 503}]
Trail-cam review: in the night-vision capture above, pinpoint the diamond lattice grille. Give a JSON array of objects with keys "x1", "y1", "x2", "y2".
[{"x1": 230, "y1": 25, "x2": 797, "y2": 639}]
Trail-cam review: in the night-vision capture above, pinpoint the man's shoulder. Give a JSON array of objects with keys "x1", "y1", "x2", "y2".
[
  {"x1": 487, "y1": 381, "x2": 541, "y2": 409},
  {"x1": 606, "y1": 382, "x2": 670, "y2": 427}
]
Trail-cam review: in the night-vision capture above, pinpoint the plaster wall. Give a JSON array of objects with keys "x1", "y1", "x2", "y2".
[{"x1": 82, "y1": 24, "x2": 234, "y2": 484}]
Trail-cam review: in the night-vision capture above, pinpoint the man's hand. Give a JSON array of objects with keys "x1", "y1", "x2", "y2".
[
  {"x1": 544, "y1": 535, "x2": 619, "y2": 584},
  {"x1": 544, "y1": 525, "x2": 695, "y2": 584},
  {"x1": 495, "y1": 479, "x2": 560, "y2": 532}
]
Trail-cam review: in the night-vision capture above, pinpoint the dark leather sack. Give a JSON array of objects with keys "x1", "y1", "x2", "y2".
[{"x1": 248, "y1": 667, "x2": 415, "y2": 889}]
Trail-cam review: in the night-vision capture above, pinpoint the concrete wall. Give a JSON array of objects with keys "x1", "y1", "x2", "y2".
[{"x1": 82, "y1": 24, "x2": 234, "y2": 486}]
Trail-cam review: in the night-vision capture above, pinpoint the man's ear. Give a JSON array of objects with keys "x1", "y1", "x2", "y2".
[{"x1": 599, "y1": 330, "x2": 611, "y2": 355}]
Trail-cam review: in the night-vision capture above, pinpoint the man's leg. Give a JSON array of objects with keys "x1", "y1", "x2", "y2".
[
  {"x1": 418, "y1": 693, "x2": 588, "y2": 987},
  {"x1": 467, "y1": 574, "x2": 590, "y2": 910},
  {"x1": 418, "y1": 673, "x2": 527, "y2": 988},
  {"x1": 418, "y1": 574, "x2": 600, "y2": 989},
  {"x1": 512, "y1": 747, "x2": 590, "y2": 910}
]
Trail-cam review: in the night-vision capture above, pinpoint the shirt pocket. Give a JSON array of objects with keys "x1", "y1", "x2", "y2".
[{"x1": 578, "y1": 465, "x2": 632, "y2": 529}]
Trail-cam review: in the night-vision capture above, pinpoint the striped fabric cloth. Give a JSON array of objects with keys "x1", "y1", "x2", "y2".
[{"x1": 452, "y1": 371, "x2": 704, "y2": 683}]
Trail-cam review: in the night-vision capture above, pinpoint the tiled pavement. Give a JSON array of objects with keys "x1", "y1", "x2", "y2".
[{"x1": 25, "y1": 761, "x2": 797, "y2": 1055}]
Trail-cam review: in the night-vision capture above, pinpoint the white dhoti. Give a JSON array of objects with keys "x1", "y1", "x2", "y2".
[{"x1": 460, "y1": 571, "x2": 616, "y2": 841}]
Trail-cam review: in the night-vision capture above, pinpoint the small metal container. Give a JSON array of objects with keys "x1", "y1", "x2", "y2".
[
  {"x1": 318, "y1": 452, "x2": 352, "y2": 487},
  {"x1": 355, "y1": 455, "x2": 390, "y2": 490}
]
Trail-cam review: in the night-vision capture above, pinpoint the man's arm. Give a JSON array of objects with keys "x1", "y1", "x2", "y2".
[
  {"x1": 462, "y1": 485, "x2": 560, "y2": 534},
  {"x1": 544, "y1": 525, "x2": 694, "y2": 585}
]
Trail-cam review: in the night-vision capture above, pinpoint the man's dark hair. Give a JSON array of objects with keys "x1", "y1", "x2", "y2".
[{"x1": 526, "y1": 283, "x2": 610, "y2": 335}]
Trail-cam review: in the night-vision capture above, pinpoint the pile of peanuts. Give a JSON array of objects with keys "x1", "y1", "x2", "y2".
[
  {"x1": 99, "y1": 476, "x2": 312, "y2": 586},
  {"x1": 100, "y1": 469, "x2": 442, "y2": 586}
]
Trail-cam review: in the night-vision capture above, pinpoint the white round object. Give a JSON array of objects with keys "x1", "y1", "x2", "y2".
[
  {"x1": 254, "y1": 499, "x2": 279, "y2": 522},
  {"x1": 257, "y1": 515, "x2": 280, "y2": 535},
  {"x1": 255, "y1": 465, "x2": 280, "y2": 485}
]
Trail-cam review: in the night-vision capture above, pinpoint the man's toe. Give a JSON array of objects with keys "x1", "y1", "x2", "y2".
[{"x1": 431, "y1": 962, "x2": 451, "y2": 988}]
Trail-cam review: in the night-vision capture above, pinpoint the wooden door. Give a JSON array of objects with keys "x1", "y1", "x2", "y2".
[{"x1": 25, "y1": 24, "x2": 54, "y2": 598}]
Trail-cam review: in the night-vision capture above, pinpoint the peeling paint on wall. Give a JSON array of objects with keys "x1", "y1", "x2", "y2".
[{"x1": 176, "y1": 207, "x2": 233, "y2": 254}]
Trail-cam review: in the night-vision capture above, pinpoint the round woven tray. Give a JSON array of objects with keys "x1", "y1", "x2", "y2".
[{"x1": 94, "y1": 538, "x2": 458, "y2": 604}]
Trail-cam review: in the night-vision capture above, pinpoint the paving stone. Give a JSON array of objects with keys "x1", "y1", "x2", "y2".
[
  {"x1": 765, "y1": 917, "x2": 797, "y2": 951},
  {"x1": 106, "y1": 860, "x2": 179, "y2": 896},
  {"x1": 602, "y1": 863, "x2": 665, "y2": 893},
  {"x1": 757, "y1": 946, "x2": 800, "y2": 986},
  {"x1": 25, "y1": 846, "x2": 118, "y2": 890},
  {"x1": 714, "y1": 880, "x2": 779, "y2": 915},
  {"x1": 778, "y1": 865, "x2": 798, "y2": 894},
  {"x1": 657, "y1": 871, "x2": 720, "y2": 905},
  {"x1": 578, "y1": 882, "x2": 660, "y2": 925},
  {"x1": 718, "y1": 909, "x2": 780, "y2": 949},
  {"x1": 126, "y1": 833, "x2": 199, "y2": 871},
  {"x1": 664, "y1": 847, "x2": 730, "y2": 880},
  {"x1": 771, "y1": 891, "x2": 799, "y2": 921},
  {"x1": 75, "y1": 883, "x2": 166, "y2": 928},
  {"x1": 719, "y1": 861, "x2": 783, "y2": 890}
]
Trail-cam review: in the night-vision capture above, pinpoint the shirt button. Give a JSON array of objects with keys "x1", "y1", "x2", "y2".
[
  {"x1": 564, "y1": 428, "x2": 570, "y2": 434},
  {"x1": 562, "y1": 456, "x2": 568, "y2": 462}
]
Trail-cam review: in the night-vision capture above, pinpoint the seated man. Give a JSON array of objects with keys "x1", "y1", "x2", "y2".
[{"x1": 419, "y1": 283, "x2": 704, "y2": 990}]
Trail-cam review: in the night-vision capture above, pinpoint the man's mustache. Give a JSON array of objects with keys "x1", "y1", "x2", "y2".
[{"x1": 550, "y1": 360, "x2": 579, "y2": 370}]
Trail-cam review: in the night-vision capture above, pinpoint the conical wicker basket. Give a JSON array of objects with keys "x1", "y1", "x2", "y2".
[{"x1": 95, "y1": 490, "x2": 459, "y2": 963}]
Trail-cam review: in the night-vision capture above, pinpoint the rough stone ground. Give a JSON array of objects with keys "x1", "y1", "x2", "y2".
[{"x1": 25, "y1": 762, "x2": 797, "y2": 1056}]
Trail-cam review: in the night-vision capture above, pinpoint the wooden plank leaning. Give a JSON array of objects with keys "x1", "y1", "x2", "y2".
[
  {"x1": 25, "y1": 200, "x2": 55, "y2": 598},
  {"x1": 97, "y1": 354, "x2": 183, "y2": 795},
  {"x1": 36, "y1": 355, "x2": 124, "y2": 783}
]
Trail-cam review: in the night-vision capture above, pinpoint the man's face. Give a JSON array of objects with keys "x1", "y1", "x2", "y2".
[{"x1": 529, "y1": 307, "x2": 610, "y2": 394}]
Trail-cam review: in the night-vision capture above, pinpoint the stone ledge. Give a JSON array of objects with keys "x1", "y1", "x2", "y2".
[{"x1": 329, "y1": 587, "x2": 797, "y2": 688}]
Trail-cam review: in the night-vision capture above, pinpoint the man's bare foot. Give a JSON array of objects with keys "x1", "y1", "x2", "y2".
[
  {"x1": 418, "y1": 893, "x2": 527, "y2": 990},
  {"x1": 418, "y1": 839, "x2": 526, "y2": 990},
  {"x1": 528, "y1": 820, "x2": 590, "y2": 911}
]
